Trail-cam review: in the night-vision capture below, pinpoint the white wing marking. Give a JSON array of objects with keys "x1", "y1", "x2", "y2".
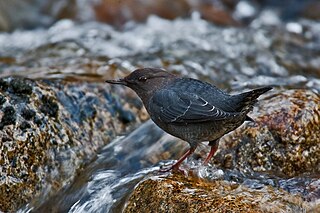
[{"x1": 171, "y1": 101, "x2": 191, "y2": 122}]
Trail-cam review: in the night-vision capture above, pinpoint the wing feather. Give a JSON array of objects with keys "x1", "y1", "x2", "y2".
[{"x1": 149, "y1": 89, "x2": 239, "y2": 123}]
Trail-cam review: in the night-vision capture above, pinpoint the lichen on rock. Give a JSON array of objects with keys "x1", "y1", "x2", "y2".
[
  {"x1": 215, "y1": 89, "x2": 320, "y2": 177},
  {"x1": 0, "y1": 77, "x2": 145, "y2": 211},
  {"x1": 124, "y1": 173, "x2": 307, "y2": 213}
]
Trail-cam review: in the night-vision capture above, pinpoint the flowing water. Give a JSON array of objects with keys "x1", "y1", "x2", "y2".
[{"x1": 21, "y1": 121, "x2": 185, "y2": 212}]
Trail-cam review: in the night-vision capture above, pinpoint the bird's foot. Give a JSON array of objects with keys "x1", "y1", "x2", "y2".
[{"x1": 159, "y1": 162, "x2": 190, "y2": 176}]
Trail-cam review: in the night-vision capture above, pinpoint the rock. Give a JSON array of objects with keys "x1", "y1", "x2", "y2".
[
  {"x1": 0, "y1": 77, "x2": 146, "y2": 212},
  {"x1": 197, "y1": 1, "x2": 240, "y2": 26},
  {"x1": 302, "y1": 1, "x2": 320, "y2": 20},
  {"x1": 124, "y1": 173, "x2": 308, "y2": 213},
  {"x1": 93, "y1": 0, "x2": 190, "y2": 27},
  {"x1": 215, "y1": 89, "x2": 320, "y2": 177},
  {"x1": 93, "y1": 0, "x2": 241, "y2": 28}
]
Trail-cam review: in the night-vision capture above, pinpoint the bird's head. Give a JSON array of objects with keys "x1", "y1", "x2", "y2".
[{"x1": 106, "y1": 68, "x2": 176, "y2": 95}]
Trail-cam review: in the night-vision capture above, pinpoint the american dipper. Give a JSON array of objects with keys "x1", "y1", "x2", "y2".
[{"x1": 106, "y1": 68, "x2": 272, "y2": 170}]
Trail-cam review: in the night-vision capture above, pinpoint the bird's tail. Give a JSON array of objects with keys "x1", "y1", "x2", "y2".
[{"x1": 234, "y1": 86, "x2": 272, "y2": 113}]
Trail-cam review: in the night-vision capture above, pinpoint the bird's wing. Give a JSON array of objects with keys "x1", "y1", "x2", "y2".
[{"x1": 149, "y1": 89, "x2": 240, "y2": 123}]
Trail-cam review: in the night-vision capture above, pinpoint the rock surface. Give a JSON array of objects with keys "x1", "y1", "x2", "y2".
[
  {"x1": 0, "y1": 77, "x2": 146, "y2": 211},
  {"x1": 215, "y1": 89, "x2": 320, "y2": 177},
  {"x1": 124, "y1": 173, "x2": 310, "y2": 213}
]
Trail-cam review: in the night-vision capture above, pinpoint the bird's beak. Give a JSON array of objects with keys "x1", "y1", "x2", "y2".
[{"x1": 105, "y1": 78, "x2": 127, "y2": 86}]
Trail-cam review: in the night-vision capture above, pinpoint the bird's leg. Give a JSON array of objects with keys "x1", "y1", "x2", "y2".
[
  {"x1": 171, "y1": 146, "x2": 196, "y2": 170},
  {"x1": 204, "y1": 139, "x2": 219, "y2": 165},
  {"x1": 160, "y1": 145, "x2": 197, "y2": 172}
]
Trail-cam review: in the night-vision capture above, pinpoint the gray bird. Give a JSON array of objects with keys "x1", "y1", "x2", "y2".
[{"x1": 106, "y1": 68, "x2": 272, "y2": 170}]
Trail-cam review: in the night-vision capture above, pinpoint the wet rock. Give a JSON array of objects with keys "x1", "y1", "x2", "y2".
[
  {"x1": 39, "y1": 95, "x2": 59, "y2": 118},
  {"x1": 10, "y1": 78, "x2": 33, "y2": 95},
  {"x1": 21, "y1": 108, "x2": 36, "y2": 120},
  {"x1": 94, "y1": 0, "x2": 190, "y2": 28},
  {"x1": 0, "y1": 94, "x2": 6, "y2": 106},
  {"x1": 215, "y1": 89, "x2": 320, "y2": 177},
  {"x1": 197, "y1": 1, "x2": 240, "y2": 26},
  {"x1": 0, "y1": 106, "x2": 16, "y2": 129},
  {"x1": 0, "y1": 78, "x2": 9, "y2": 90},
  {"x1": 19, "y1": 121, "x2": 31, "y2": 130},
  {"x1": 124, "y1": 173, "x2": 308, "y2": 213},
  {"x1": 94, "y1": 0, "x2": 241, "y2": 27},
  {"x1": 0, "y1": 77, "x2": 145, "y2": 212}
]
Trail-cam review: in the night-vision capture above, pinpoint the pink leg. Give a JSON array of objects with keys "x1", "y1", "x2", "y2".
[
  {"x1": 160, "y1": 146, "x2": 196, "y2": 171},
  {"x1": 171, "y1": 146, "x2": 196, "y2": 170},
  {"x1": 204, "y1": 140, "x2": 219, "y2": 165}
]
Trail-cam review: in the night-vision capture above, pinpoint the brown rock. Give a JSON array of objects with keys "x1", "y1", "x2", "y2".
[
  {"x1": 93, "y1": 0, "x2": 190, "y2": 27},
  {"x1": 215, "y1": 89, "x2": 320, "y2": 177},
  {"x1": 124, "y1": 173, "x2": 307, "y2": 212},
  {"x1": 198, "y1": 2, "x2": 240, "y2": 26},
  {"x1": 302, "y1": 2, "x2": 320, "y2": 20},
  {"x1": 93, "y1": 0, "x2": 240, "y2": 28}
]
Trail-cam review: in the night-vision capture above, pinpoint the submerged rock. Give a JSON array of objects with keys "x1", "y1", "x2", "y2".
[{"x1": 0, "y1": 77, "x2": 145, "y2": 212}]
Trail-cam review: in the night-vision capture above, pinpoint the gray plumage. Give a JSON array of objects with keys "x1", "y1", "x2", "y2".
[{"x1": 106, "y1": 68, "x2": 272, "y2": 170}]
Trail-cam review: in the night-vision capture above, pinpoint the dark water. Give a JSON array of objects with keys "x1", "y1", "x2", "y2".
[{"x1": 1, "y1": 3, "x2": 319, "y2": 212}]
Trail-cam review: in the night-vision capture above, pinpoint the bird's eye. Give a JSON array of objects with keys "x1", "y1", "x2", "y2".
[{"x1": 138, "y1": 76, "x2": 147, "y2": 82}]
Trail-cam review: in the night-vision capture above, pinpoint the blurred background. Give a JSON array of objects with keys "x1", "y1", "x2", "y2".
[
  {"x1": 1, "y1": 0, "x2": 319, "y2": 31},
  {"x1": 1, "y1": 0, "x2": 320, "y2": 87}
]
